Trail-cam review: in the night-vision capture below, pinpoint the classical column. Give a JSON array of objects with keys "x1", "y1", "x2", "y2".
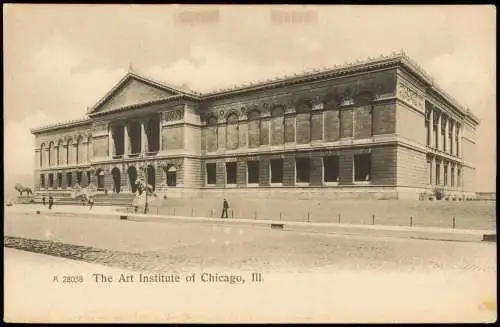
[
  {"x1": 443, "y1": 115, "x2": 448, "y2": 153},
  {"x1": 124, "y1": 123, "x2": 130, "y2": 156},
  {"x1": 429, "y1": 107, "x2": 434, "y2": 148},
  {"x1": 158, "y1": 118, "x2": 163, "y2": 153},
  {"x1": 449, "y1": 120, "x2": 454, "y2": 156},
  {"x1": 108, "y1": 126, "x2": 113, "y2": 159},
  {"x1": 458, "y1": 125, "x2": 462, "y2": 158},
  {"x1": 141, "y1": 120, "x2": 148, "y2": 153},
  {"x1": 436, "y1": 110, "x2": 441, "y2": 151}
]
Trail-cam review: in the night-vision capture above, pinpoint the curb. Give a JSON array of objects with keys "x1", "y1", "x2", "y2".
[{"x1": 19, "y1": 208, "x2": 498, "y2": 243}]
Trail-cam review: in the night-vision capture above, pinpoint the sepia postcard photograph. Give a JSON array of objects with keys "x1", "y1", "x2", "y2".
[{"x1": 3, "y1": 4, "x2": 497, "y2": 323}]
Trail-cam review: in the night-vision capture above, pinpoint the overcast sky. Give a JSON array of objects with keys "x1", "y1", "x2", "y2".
[{"x1": 3, "y1": 4, "x2": 496, "y2": 192}]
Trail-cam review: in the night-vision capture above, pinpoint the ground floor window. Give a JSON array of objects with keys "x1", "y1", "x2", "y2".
[
  {"x1": 226, "y1": 162, "x2": 237, "y2": 185},
  {"x1": 40, "y1": 174, "x2": 45, "y2": 188},
  {"x1": 166, "y1": 165, "x2": 177, "y2": 187},
  {"x1": 270, "y1": 159, "x2": 283, "y2": 184},
  {"x1": 457, "y1": 168, "x2": 461, "y2": 187},
  {"x1": 48, "y1": 173, "x2": 54, "y2": 188},
  {"x1": 451, "y1": 167, "x2": 455, "y2": 187},
  {"x1": 67, "y1": 172, "x2": 73, "y2": 188},
  {"x1": 76, "y1": 171, "x2": 83, "y2": 185},
  {"x1": 354, "y1": 153, "x2": 371, "y2": 182},
  {"x1": 443, "y1": 164, "x2": 448, "y2": 187},
  {"x1": 435, "y1": 163, "x2": 441, "y2": 185},
  {"x1": 87, "y1": 171, "x2": 91, "y2": 185},
  {"x1": 323, "y1": 156, "x2": 339, "y2": 183},
  {"x1": 247, "y1": 160, "x2": 259, "y2": 184},
  {"x1": 295, "y1": 157, "x2": 310, "y2": 183},
  {"x1": 57, "y1": 173, "x2": 63, "y2": 188},
  {"x1": 428, "y1": 159, "x2": 433, "y2": 185},
  {"x1": 206, "y1": 163, "x2": 216, "y2": 185}
]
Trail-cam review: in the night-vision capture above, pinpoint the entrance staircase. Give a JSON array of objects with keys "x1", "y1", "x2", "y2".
[{"x1": 32, "y1": 191, "x2": 135, "y2": 208}]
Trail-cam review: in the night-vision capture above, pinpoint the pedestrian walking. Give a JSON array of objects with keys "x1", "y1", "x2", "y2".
[
  {"x1": 42, "y1": 195, "x2": 46, "y2": 205},
  {"x1": 88, "y1": 196, "x2": 94, "y2": 210},
  {"x1": 48, "y1": 196, "x2": 54, "y2": 210},
  {"x1": 221, "y1": 198, "x2": 229, "y2": 219}
]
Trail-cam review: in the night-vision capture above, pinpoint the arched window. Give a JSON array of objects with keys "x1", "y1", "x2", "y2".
[
  {"x1": 66, "y1": 138, "x2": 72, "y2": 165},
  {"x1": 39, "y1": 143, "x2": 45, "y2": 168},
  {"x1": 75, "y1": 136, "x2": 81, "y2": 164},
  {"x1": 226, "y1": 112, "x2": 239, "y2": 150},
  {"x1": 57, "y1": 140, "x2": 63, "y2": 166},
  {"x1": 295, "y1": 100, "x2": 312, "y2": 144},
  {"x1": 48, "y1": 142, "x2": 54, "y2": 167},
  {"x1": 206, "y1": 115, "x2": 218, "y2": 152},
  {"x1": 247, "y1": 109, "x2": 260, "y2": 148},
  {"x1": 270, "y1": 106, "x2": 285, "y2": 145}
]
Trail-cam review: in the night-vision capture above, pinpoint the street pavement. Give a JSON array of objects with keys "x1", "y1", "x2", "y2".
[{"x1": 3, "y1": 210, "x2": 497, "y2": 323}]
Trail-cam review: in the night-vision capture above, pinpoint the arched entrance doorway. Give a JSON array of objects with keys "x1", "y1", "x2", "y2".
[
  {"x1": 127, "y1": 166, "x2": 138, "y2": 193},
  {"x1": 96, "y1": 169, "x2": 105, "y2": 190},
  {"x1": 111, "y1": 167, "x2": 121, "y2": 193},
  {"x1": 146, "y1": 165, "x2": 155, "y2": 191}
]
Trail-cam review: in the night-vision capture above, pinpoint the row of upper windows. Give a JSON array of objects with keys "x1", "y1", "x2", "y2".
[{"x1": 205, "y1": 93, "x2": 377, "y2": 126}]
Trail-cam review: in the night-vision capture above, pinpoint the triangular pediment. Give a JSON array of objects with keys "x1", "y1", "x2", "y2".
[{"x1": 91, "y1": 74, "x2": 181, "y2": 114}]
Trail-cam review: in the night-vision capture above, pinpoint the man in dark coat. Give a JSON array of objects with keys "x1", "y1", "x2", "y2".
[
  {"x1": 221, "y1": 198, "x2": 229, "y2": 219},
  {"x1": 42, "y1": 195, "x2": 46, "y2": 205},
  {"x1": 48, "y1": 196, "x2": 54, "y2": 210}
]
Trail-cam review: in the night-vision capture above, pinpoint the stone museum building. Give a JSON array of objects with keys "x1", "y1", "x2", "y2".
[{"x1": 31, "y1": 52, "x2": 479, "y2": 200}]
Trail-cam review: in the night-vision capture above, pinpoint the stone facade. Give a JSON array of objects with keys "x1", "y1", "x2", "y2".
[{"x1": 31, "y1": 52, "x2": 480, "y2": 200}]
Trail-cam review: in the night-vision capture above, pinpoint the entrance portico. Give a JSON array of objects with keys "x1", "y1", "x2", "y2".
[{"x1": 110, "y1": 115, "x2": 161, "y2": 159}]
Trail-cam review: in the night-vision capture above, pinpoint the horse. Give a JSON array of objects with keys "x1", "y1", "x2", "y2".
[{"x1": 15, "y1": 184, "x2": 33, "y2": 197}]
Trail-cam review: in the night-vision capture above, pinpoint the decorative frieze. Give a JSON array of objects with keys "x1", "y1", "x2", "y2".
[
  {"x1": 162, "y1": 109, "x2": 184, "y2": 123},
  {"x1": 398, "y1": 82, "x2": 424, "y2": 110}
]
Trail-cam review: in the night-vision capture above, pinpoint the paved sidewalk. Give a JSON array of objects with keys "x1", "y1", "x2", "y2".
[{"x1": 6, "y1": 204, "x2": 496, "y2": 243}]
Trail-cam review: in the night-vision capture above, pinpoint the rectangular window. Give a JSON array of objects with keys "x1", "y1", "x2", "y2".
[
  {"x1": 40, "y1": 174, "x2": 45, "y2": 188},
  {"x1": 76, "y1": 171, "x2": 83, "y2": 185},
  {"x1": 48, "y1": 174, "x2": 54, "y2": 188},
  {"x1": 443, "y1": 165, "x2": 448, "y2": 186},
  {"x1": 449, "y1": 127, "x2": 454, "y2": 155},
  {"x1": 457, "y1": 168, "x2": 461, "y2": 187},
  {"x1": 435, "y1": 163, "x2": 440, "y2": 185},
  {"x1": 57, "y1": 173, "x2": 63, "y2": 188},
  {"x1": 425, "y1": 121, "x2": 430, "y2": 146},
  {"x1": 434, "y1": 125, "x2": 439, "y2": 150},
  {"x1": 323, "y1": 156, "x2": 339, "y2": 183},
  {"x1": 442, "y1": 132, "x2": 446, "y2": 152},
  {"x1": 87, "y1": 171, "x2": 91, "y2": 185},
  {"x1": 247, "y1": 160, "x2": 259, "y2": 184},
  {"x1": 226, "y1": 162, "x2": 237, "y2": 185},
  {"x1": 206, "y1": 163, "x2": 217, "y2": 185},
  {"x1": 67, "y1": 172, "x2": 73, "y2": 188},
  {"x1": 428, "y1": 159, "x2": 433, "y2": 185},
  {"x1": 451, "y1": 167, "x2": 455, "y2": 187},
  {"x1": 354, "y1": 153, "x2": 371, "y2": 182},
  {"x1": 270, "y1": 159, "x2": 283, "y2": 184},
  {"x1": 295, "y1": 157, "x2": 310, "y2": 183}
]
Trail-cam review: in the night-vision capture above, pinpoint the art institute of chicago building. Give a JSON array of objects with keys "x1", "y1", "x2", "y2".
[{"x1": 31, "y1": 52, "x2": 479, "y2": 200}]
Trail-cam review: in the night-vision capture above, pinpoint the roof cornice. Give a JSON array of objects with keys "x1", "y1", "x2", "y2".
[
  {"x1": 30, "y1": 118, "x2": 92, "y2": 134},
  {"x1": 31, "y1": 51, "x2": 479, "y2": 134}
]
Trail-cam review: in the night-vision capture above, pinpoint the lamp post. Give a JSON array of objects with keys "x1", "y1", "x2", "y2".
[{"x1": 143, "y1": 166, "x2": 149, "y2": 214}]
